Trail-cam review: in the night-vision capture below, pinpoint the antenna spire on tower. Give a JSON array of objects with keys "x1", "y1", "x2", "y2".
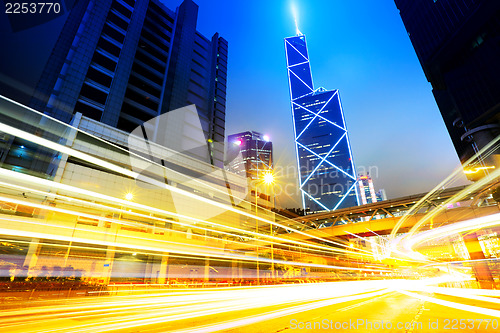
[{"x1": 291, "y1": 3, "x2": 302, "y2": 35}]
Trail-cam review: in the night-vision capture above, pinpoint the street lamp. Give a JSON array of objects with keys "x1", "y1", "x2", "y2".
[
  {"x1": 254, "y1": 179, "x2": 260, "y2": 284},
  {"x1": 120, "y1": 192, "x2": 134, "y2": 221},
  {"x1": 263, "y1": 172, "x2": 274, "y2": 185},
  {"x1": 255, "y1": 171, "x2": 276, "y2": 283},
  {"x1": 263, "y1": 172, "x2": 276, "y2": 281}
]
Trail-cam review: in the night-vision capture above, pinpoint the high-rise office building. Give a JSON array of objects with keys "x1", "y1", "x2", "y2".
[
  {"x1": 27, "y1": 0, "x2": 227, "y2": 167},
  {"x1": 226, "y1": 131, "x2": 275, "y2": 214},
  {"x1": 395, "y1": 0, "x2": 500, "y2": 180},
  {"x1": 227, "y1": 131, "x2": 273, "y2": 180},
  {"x1": 358, "y1": 174, "x2": 378, "y2": 205},
  {"x1": 284, "y1": 34, "x2": 359, "y2": 213},
  {"x1": 376, "y1": 189, "x2": 387, "y2": 202}
]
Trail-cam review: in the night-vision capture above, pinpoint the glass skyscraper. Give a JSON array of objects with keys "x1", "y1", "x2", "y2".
[
  {"x1": 357, "y1": 174, "x2": 378, "y2": 205},
  {"x1": 284, "y1": 34, "x2": 359, "y2": 213},
  {"x1": 226, "y1": 131, "x2": 275, "y2": 213},
  {"x1": 20, "y1": 0, "x2": 227, "y2": 168},
  {"x1": 395, "y1": 0, "x2": 500, "y2": 181},
  {"x1": 227, "y1": 131, "x2": 273, "y2": 180}
]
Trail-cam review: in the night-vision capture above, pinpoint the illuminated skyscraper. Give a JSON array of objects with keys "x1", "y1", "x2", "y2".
[
  {"x1": 376, "y1": 189, "x2": 387, "y2": 202},
  {"x1": 284, "y1": 34, "x2": 358, "y2": 213},
  {"x1": 358, "y1": 174, "x2": 378, "y2": 205},
  {"x1": 226, "y1": 131, "x2": 274, "y2": 212},
  {"x1": 227, "y1": 131, "x2": 273, "y2": 180}
]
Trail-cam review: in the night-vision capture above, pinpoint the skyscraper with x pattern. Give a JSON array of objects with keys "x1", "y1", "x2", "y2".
[{"x1": 285, "y1": 33, "x2": 359, "y2": 213}]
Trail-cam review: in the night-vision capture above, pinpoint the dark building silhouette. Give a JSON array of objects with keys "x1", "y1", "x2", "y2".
[
  {"x1": 395, "y1": 0, "x2": 500, "y2": 180},
  {"x1": 24, "y1": 0, "x2": 227, "y2": 167}
]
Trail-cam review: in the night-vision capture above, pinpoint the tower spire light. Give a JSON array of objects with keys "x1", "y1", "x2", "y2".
[
  {"x1": 284, "y1": 17, "x2": 360, "y2": 212},
  {"x1": 291, "y1": 3, "x2": 302, "y2": 36}
]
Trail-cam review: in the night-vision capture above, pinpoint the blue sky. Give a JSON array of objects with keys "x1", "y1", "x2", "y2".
[
  {"x1": 168, "y1": 0, "x2": 468, "y2": 207},
  {"x1": 0, "y1": 0, "x2": 468, "y2": 208}
]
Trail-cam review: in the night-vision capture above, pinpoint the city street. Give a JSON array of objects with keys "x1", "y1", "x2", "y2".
[
  {"x1": 0, "y1": 280, "x2": 499, "y2": 332},
  {"x1": 0, "y1": 0, "x2": 499, "y2": 332}
]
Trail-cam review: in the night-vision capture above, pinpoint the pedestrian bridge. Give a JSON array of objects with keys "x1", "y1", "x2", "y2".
[{"x1": 275, "y1": 185, "x2": 500, "y2": 242}]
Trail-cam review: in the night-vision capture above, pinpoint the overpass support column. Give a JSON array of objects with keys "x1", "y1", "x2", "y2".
[
  {"x1": 204, "y1": 257, "x2": 210, "y2": 283},
  {"x1": 102, "y1": 220, "x2": 120, "y2": 284},
  {"x1": 156, "y1": 253, "x2": 169, "y2": 284},
  {"x1": 462, "y1": 232, "x2": 495, "y2": 289},
  {"x1": 144, "y1": 254, "x2": 154, "y2": 284},
  {"x1": 231, "y1": 259, "x2": 238, "y2": 281},
  {"x1": 23, "y1": 238, "x2": 41, "y2": 277},
  {"x1": 103, "y1": 246, "x2": 115, "y2": 285}
]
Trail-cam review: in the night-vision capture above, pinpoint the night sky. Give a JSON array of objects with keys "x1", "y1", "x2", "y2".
[
  {"x1": 0, "y1": 0, "x2": 469, "y2": 208},
  {"x1": 176, "y1": 0, "x2": 469, "y2": 207}
]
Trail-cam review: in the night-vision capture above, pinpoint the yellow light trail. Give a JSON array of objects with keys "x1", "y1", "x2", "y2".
[
  {"x1": 1, "y1": 278, "x2": 497, "y2": 333},
  {"x1": 0, "y1": 281, "x2": 396, "y2": 333},
  {"x1": 404, "y1": 166, "x2": 500, "y2": 240},
  {"x1": 402, "y1": 212, "x2": 500, "y2": 253},
  {"x1": 0, "y1": 192, "x2": 287, "y2": 256},
  {"x1": 389, "y1": 133, "x2": 500, "y2": 242},
  {"x1": 0, "y1": 120, "x2": 358, "y2": 252},
  {"x1": 343, "y1": 231, "x2": 432, "y2": 264},
  {"x1": 0, "y1": 168, "x2": 374, "y2": 258},
  {"x1": 396, "y1": 289, "x2": 500, "y2": 318},
  {"x1": 0, "y1": 215, "x2": 384, "y2": 273}
]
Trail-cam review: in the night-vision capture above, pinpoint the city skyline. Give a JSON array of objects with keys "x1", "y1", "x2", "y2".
[
  {"x1": 0, "y1": 0, "x2": 470, "y2": 209},
  {"x1": 164, "y1": 0, "x2": 469, "y2": 207},
  {"x1": 0, "y1": 1, "x2": 499, "y2": 329}
]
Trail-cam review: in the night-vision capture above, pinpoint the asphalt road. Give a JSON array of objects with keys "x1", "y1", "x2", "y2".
[{"x1": 0, "y1": 280, "x2": 499, "y2": 333}]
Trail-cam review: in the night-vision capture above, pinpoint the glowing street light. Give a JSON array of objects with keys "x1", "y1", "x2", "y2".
[{"x1": 263, "y1": 172, "x2": 274, "y2": 185}]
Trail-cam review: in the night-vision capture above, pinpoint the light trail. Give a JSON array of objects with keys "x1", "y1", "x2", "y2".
[
  {"x1": 0, "y1": 183, "x2": 372, "y2": 258},
  {"x1": 0, "y1": 167, "x2": 369, "y2": 258},
  {"x1": 404, "y1": 166, "x2": 500, "y2": 240},
  {"x1": 402, "y1": 212, "x2": 500, "y2": 252},
  {"x1": 0, "y1": 281, "x2": 396, "y2": 333},
  {"x1": 0, "y1": 193, "x2": 295, "y2": 256},
  {"x1": 0, "y1": 181, "x2": 302, "y2": 253},
  {"x1": 396, "y1": 289, "x2": 500, "y2": 318},
  {"x1": 401, "y1": 286, "x2": 500, "y2": 304},
  {"x1": 343, "y1": 230, "x2": 431, "y2": 264},
  {"x1": 389, "y1": 133, "x2": 500, "y2": 242},
  {"x1": 411, "y1": 286, "x2": 500, "y2": 297},
  {"x1": 385, "y1": 139, "x2": 500, "y2": 263},
  {"x1": 0, "y1": 121, "x2": 355, "y2": 251},
  {"x1": 2, "y1": 278, "x2": 498, "y2": 332},
  {"x1": 0, "y1": 215, "x2": 386, "y2": 273}
]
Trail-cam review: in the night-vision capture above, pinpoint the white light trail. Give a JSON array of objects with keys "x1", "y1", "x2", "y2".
[
  {"x1": 0, "y1": 168, "x2": 361, "y2": 256},
  {"x1": 0, "y1": 123, "x2": 359, "y2": 252}
]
